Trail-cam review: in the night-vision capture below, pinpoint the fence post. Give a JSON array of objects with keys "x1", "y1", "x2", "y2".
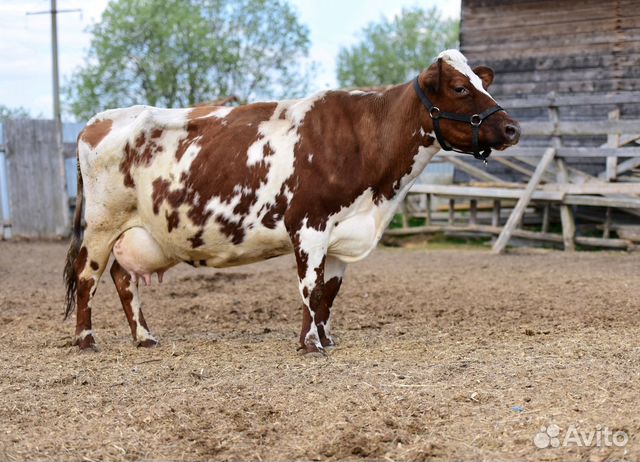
[
  {"x1": 492, "y1": 147, "x2": 556, "y2": 254},
  {"x1": 606, "y1": 108, "x2": 620, "y2": 181}
]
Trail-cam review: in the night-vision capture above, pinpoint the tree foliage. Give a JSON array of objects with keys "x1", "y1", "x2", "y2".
[
  {"x1": 64, "y1": 0, "x2": 312, "y2": 120},
  {"x1": 0, "y1": 105, "x2": 31, "y2": 121},
  {"x1": 336, "y1": 7, "x2": 459, "y2": 88}
]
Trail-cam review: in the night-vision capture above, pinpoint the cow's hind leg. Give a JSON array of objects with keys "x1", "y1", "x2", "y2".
[
  {"x1": 110, "y1": 260, "x2": 158, "y2": 347},
  {"x1": 72, "y1": 230, "x2": 114, "y2": 351},
  {"x1": 315, "y1": 256, "x2": 347, "y2": 348}
]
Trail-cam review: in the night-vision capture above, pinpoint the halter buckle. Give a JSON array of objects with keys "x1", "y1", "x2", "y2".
[
  {"x1": 429, "y1": 107, "x2": 441, "y2": 119},
  {"x1": 470, "y1": 114, "x2": 482, "y2": 126}
]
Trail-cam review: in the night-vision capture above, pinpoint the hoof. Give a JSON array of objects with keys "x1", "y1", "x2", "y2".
[
  {"x1": 320, "y1": 337, "x2": 336, "y2": 348},
  {"x1": 136, "y1": 338, "x2": 159, "y2": 348},
  {"x1": 75, "y1": 335, "x2": 98, "y2": 352},
  {"x1": 299, "y1": 342, "x2": 326, "y2": 356}
]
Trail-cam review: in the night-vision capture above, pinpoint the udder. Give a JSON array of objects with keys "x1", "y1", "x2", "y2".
[{"x1": 113, "y1": 227, "x2": 175, "y2": 285}]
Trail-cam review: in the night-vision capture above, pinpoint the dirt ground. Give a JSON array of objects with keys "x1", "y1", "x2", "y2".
[{"x1": 0, "y1": 240, "x2": 639, "y2": 461}]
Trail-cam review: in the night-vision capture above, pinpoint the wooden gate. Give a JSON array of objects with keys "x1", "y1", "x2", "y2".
[{"x1": 3, "y1": 119, "x2": 69, "y2": 238}]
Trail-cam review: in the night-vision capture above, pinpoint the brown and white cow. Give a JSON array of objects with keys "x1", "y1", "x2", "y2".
[{"x1": 64, "y1": 49, "x2": 520, "y2": 353}]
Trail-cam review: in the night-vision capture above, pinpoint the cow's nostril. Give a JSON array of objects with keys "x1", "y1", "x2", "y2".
[{"x1": 504, "y1": 124, "x2": 520, "y2": 143}]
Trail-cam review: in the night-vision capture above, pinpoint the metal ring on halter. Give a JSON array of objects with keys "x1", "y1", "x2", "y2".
[
  {"x1": 429, "y1": 107, "x2": 441, "y2": 119},
  {"x1": 470, "y1": 114, "x2": 482, "y2": 126}
]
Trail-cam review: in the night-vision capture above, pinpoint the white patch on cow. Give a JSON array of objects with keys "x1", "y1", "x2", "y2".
[
  {"x1": 307, "y1": 153, "x2": 313, "y2": 163},
  {"x1": 274, "y1": 91, "x2": 327, "y2": 127},
  {"x1": 213, "y1": 107, "x2": 233, "y2": 118},
  {"x1": 190, "y1": 106, "x2": 234, "y2": 120},
  {"x1": 246, "y1": 133, "x2": 269, "y2": 165},
  {"x1": 130, "y1": 284, "x2": 156, "y2": 343},
  {"x1": 437, "y1": 49, "x2": 493, "y2": 98},
  {"x1": 76, "y1": 329, "x2": 94, "y2": 341}
]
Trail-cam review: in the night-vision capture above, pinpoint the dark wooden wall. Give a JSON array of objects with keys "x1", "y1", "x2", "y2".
[
  {"x1": 456, "y1": 0, "x2": 640, "y2": 182},
  {"x1": 461, "y1": 0, "x2": 640, "y2": 96}
]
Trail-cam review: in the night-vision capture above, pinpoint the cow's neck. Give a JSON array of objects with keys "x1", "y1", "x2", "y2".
[{"x1": 353, "y1": 82, "x2": 437, "y2": 203}]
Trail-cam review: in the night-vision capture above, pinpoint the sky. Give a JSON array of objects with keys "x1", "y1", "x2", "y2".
[{"x1": 0, "y1": 0, "x2": 460, "y2": 121}]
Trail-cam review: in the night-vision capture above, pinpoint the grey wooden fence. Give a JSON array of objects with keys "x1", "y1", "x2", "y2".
[{"x1": 1, "y1": 120, "x2": 70, "y2": 238}]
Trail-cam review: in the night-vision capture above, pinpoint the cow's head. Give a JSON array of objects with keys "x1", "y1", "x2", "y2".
[{"x1": 416, "y1": 49, "x2": 520, "y2": 159}]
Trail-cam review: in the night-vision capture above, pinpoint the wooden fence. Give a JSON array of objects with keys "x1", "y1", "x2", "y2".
[
  {"x1": 388, "y1": 92, "x2": 640, "y2": 252},
  {"x1": 0, "y1": 120, "x2": 76, "y2": 239}
]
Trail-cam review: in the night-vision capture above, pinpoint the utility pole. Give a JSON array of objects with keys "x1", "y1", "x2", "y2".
[
  {"x1": 27, "y1": 1, "x2": 82, "y2": 130},
  {"x1": 26, "y1": 1, "x2": 81, "y2": 235}
]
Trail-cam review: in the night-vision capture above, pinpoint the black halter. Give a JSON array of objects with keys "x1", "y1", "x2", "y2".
[{"x1": 413, "y1": 76, "x2": 503, "y2": 163}]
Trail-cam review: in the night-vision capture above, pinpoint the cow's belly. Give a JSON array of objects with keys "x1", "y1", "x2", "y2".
[
  {"x1": 328, "y1": 197, "x2": 398, "y2": 262},
  {"x1": 328, "y1": 214, "x2": 378, "y2": 262},
  {"x1": 195, "y1": 223, "x2": 294, "y2": 267},
  {"x1": 136, "y1": 211, "x2": 294, "y2": 268}
]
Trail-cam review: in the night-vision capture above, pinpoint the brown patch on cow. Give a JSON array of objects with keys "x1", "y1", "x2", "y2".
[
  {"x1": 90, "y1": 260, "x2": 99, "y2": 271},
  {"x1": 175, "y1": 121, "x2": 201, "y2": 162},
  {"x1": 80, "y1": 119, "x2": 112, "y2": 149},
  {"x1": 324, "y1": 276, "x2": 343, "y2": 307},
  {"x1": 151, "y1": 102, "x2": 278, "y2": 247},
  {"x1": 75, "y1": 246, "x2": 88, "y2": 274},
  {"x1": 188, "y1": 230, "x2": 204, "y2": 248},
  {"x1": 74, "y1": 276, "x2": 96, "y2": 349},
  {"x1": 110, "y1": 261, "x2": 155, "y2": 343},
  {"x1": 165, "y1": 210, "x2": 180, "y2": 232},
  {"x1": 120, "y1": 127, "x2": 166, "y2": 188},
  {"x1": 292, "y1": 233, "x2": 308, "y2": 281},
  {"x1": 215, "y1": 215, "x2": 245, "y2": 245},
  {"x1": 261, "y1": 185, "x2": 289, "y2": 229},
  {"x1": 152, "y1": 177, "x2": 188, "y2": 214},
  {"x1": 263, "y1": 143, "x2": 274, "y2": 158},
  {"x1": 277, "y1": 86, "x2": 435, "y2": 234}
]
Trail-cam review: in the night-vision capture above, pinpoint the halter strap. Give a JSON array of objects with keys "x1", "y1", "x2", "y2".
[{"x1": 413, "y1": 77, "x2": 503, "y2": 163}]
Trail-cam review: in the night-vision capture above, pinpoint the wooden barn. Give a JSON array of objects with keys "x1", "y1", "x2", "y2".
[
  {"x1": 457, "y1": 0, "x2": 640, "y2": 181},
  {"x1": 460, "y1": 0, "x2": 640, "y2": 96},
  {"x1": 392, "y1": 0, "x2": 640, "y2": 251}
]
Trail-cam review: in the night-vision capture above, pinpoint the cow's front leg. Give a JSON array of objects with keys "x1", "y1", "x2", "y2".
[
  {"x1": 110, "y1": 260, "x2": 158, "y2": 347},
  {"x1": 292, "y1": 233, "x2": 330, "y2": 354},
  {"x1": 316, "y1": 256, "x2": 347, "y2": 348}
]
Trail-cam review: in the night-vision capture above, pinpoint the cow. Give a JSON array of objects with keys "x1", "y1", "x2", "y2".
[{"x1": 63, "y1": 49, "x2": 520, "y2": 354}]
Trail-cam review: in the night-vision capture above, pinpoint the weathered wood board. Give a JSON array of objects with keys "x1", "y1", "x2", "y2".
[{"x1": 4, "y1": 119, "x2": 69, "y2": 238}]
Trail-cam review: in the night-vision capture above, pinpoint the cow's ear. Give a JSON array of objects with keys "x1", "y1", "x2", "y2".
[
  {"x1": 423, "y1": 58, "x2": 442, "y2": 93},
  {"x1": 473, "y1": 66, "x2": 494, "y2": 89}
]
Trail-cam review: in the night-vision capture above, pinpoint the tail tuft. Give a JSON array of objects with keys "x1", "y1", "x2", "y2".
[{"x1": 63, "y1": 158, "x2": 84, "y2": 320}]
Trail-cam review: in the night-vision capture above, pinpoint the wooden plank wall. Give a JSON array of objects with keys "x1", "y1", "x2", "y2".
[
  {"x1": 4, "y1": 120, "x2": 69, "y2": 238},
  {"x1": 461, "y1": 0, "x2": 640, "y2": 95},
  {"x1": 457, "y1": 0, "x2": 640, "y2": 182}
]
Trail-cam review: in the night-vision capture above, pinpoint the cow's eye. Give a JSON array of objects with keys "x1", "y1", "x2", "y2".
[{"x1": 454, "y1": 86, "x2": 468, "y2": 95}]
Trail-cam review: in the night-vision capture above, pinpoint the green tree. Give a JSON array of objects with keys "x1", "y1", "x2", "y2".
[
  {"x1": 0, "y1": 105, "x2": 31, "y2": 121},
  {"x1": 337, "y1": 7, "x2": 459, "y2": 88},
  {"x1": 64, "y1": 0, "x2": 312, "y2": 121}
]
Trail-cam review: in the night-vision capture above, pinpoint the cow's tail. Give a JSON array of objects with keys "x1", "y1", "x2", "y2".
[{"x1": 63, "y1": 153, "x2": 84, "y2": 320}]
